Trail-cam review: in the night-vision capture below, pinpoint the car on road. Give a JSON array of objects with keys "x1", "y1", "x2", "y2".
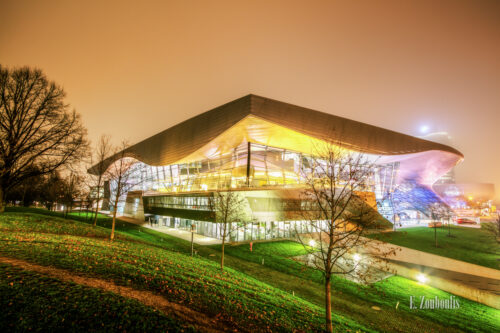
[{"x1": 456, "y1": 217, "x2": 477, "y2": 225}]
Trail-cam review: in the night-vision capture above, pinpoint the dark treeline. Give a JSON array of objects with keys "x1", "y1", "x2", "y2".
[{"x1": 5, "y1": 170, "x2": 90, "y2": 218}]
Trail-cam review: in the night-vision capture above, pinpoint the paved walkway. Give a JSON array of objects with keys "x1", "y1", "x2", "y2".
[
  {"x1": 145, "y1": 225, "x2": 222, "y2": 245},
  {"x1": 118, "y1": 216, "x2": 221, "y2": 245}
]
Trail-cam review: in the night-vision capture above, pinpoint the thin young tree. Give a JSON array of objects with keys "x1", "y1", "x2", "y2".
[
  {"x1": 105, "y1": 142, "x2": 143, "y2": 240},
  {"x1": 294, "y1": 141, "x2": 387, "y2": 333},
  {"x1": 60, "y1": 172, "x2": 85, "y2": 218},
  {"x1": 444, "y1": 209, "x2": 454, "y2": 238},
  {"x1": 89, "y1": 135, "x2": 112, "y2": 226},
  {"x1": 39, "y1": 171, "x2": 65, "y2": 211},
  {"x1": 209, "y1": 189, "x2": 247, "y2": 270},
  {"x1": 0, "y1": 65, "x2": 88, "y2": 213},
  {"x1": 429, "y1": 203, "x2": 448, "y2": 248}
]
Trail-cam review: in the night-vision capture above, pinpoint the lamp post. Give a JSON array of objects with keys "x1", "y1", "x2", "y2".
[{"x1": 191, "y1": 223, "x2": 196, "y2": 256}]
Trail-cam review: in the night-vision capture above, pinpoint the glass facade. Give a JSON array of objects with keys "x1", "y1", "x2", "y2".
[
  {"x1": 123, "y1": 142, "x2": 377, "y2": 194},
  {"x1": 146, "y1": 195, "x2": 211, "y2": 211},
  {"x1": 108, "y1": 141, "x2": 452, "y2": 238},
  {"x1": 153, "y1": 216, "x2": 326, "y2": 242}
]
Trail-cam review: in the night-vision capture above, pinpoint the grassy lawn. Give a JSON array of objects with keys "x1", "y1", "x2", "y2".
[
  {"x1": 6, "y1": 206, "x2": 110, "y2": 220},
  {"x1": 2, "y1": 208, "x2": 499, "y2": 332},
  {"x1": 212, "y1": 241, "x2": 500, "y2": 333},
  {"x1": 5, "y1": 206, "x2": 193, "y2": 252},
  {"x1": 0, "y1": 212, "x2": 366, "y2": 332},
  {"x1": 0, "y1": 263, "x2": 193, "y2": 332},
  {"x1": 366, "y1": 225, "x2": 500, "y2": 270}
]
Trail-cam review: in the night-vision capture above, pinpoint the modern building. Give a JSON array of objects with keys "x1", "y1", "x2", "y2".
[
  {"x1": 419, "y1": 132, "x2": 496, "y2": 217},
  {"x1": 420, "y1": 132, "x2": 457, "y2": 185},
  {"x1": 89, "y1": 95, "x2": 464, "y2": 241}
]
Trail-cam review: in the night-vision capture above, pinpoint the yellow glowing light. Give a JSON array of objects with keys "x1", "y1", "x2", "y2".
[
  {"x1": 353, "y1": 253, "x2": 361, "y2": 262},
  {"x1": 308, "y1": 239, "x2": 316, "y2": 247},
  {"x1": 269, "y1": 171, "x2": 283, "y2": 177},
  {"x1": 468, "y1": 196, "x2": 474, "y2": 201},
  {"x1": 416, "y1": 273, "x2": 428, "y2": 284},
  {"x1": 175, "y1": 115, "x2": 352, "y2": 165},
  {"x1": 201, "y1": 184, "x2": 208, "y2": 191}
]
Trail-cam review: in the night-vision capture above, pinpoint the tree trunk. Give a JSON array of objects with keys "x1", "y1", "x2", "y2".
[
  {"x1": 21, "y1": 185, "x2": 27, "y2": 207},
  {"x1": 434, "y1": 225, "x2": 438, "y2": 248},
  {"x1": 221, "y1": 225, "x2": 226, "y2": 270},
  {"x1": 325, "y1": 274, "x2": 333, "y2": 333},
  {"x1": 93, "y1": 182, "x2": 101, "y2": 227},
  {"x1": 110, "y1": 202, "x2": 118, "y2": 241},
  {"x1": 93, "y1": 198, "x2": 100, "y2": 227},
  {"x1": 0, "y1": 186, "x2": 5, "y2": 213}
]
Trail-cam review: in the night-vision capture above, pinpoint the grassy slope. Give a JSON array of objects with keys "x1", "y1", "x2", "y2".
[
  {"x1": 0, "y1": 263, "x2": 194, "y2": 332},
  {"x1": 366, "y1": 226, "x2": 500, "y2": 270},
  {"x1": 2, "y1": 208, "x2": 499, "y2": 332},
  {"x1": 0, "y1": 212, "x2": 366, "y2": 332},
  {"x1": 211, "y1": 241, "x2": 500, "y2": 333}
]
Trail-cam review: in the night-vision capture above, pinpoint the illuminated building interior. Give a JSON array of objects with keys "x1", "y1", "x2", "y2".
[{"x1": 90, "y1": 95, "x2": 464, "y2": 241}]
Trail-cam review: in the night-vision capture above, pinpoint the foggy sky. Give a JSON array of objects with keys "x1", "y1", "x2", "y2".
[{"x1": 1, "y1": 0, "x2": 499, "y2": 201}]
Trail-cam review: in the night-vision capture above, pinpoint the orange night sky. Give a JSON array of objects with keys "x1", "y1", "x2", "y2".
[{"x1": 1, "y1": 0, "x2": 499, "y2": 201}]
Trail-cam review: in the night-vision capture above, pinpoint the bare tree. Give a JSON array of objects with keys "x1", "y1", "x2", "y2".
[
  {"x1": 39, "y1": 171, "x2": 65, "y2": 211},
  {"x1": 89, "y1": 135, "x2": 112, "y2": 226},
  {"x1": 294, "y1": 142, "x2": 387, "y2": 333},
  {"x1": 0, "y1": 65, "x2": 88, "y2": 213},
  {"x1": 209, "y1": 189, "x2": 247, "y2": 270},
  {"x1": 444, "y1": 209, "x2": 454, "y2": 238},
  {"x1": 105, "y1": 142, "x2": 143, "y2": 240},
  {"x1": 60, "y1": 172, "x2": 85, "y2": 218},
  {"x1": 429, "y1": 203, "x2": 450, "y2": 247}
]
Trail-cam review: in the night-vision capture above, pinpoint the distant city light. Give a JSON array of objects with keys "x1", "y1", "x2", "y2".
[
  {"x1": 416, "y1": 273, "x2": 428, "y2": 284},
  {"x1": 308, "y1": 239, "x2": 316, "y2": 247},
  {"x1": 419, "y1": 125, "x2": 430, "y2": 134}
]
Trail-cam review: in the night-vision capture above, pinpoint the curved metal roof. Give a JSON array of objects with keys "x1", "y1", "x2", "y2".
[{"x1": 89, "y1": 94, "x2": 463, "y2": 174}]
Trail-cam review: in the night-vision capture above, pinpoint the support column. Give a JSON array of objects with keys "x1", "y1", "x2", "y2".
[{"x1": 246, "y1": 141, "x2": 251, "y2": 186}]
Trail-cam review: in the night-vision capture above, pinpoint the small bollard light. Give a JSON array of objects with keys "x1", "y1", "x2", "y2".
[{"x1": 416, "y1": 273, "x2": 428, "y2": 284}]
